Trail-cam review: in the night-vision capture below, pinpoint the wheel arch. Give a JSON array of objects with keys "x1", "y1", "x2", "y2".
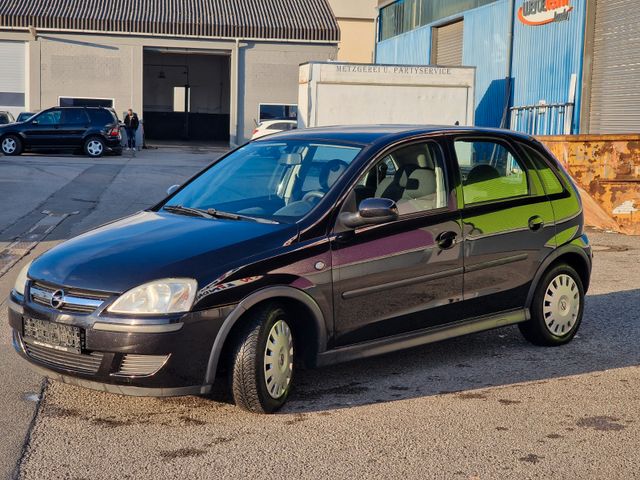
[
  {"x1": 203, "y1": 286, "x2": 328, "y2": 385},
  {"x1": 526, "y1": 245, "x2": 592, "y2": 308},
  {"x1": 0, "y1": 132, "x2": 24, "y2": 154}
]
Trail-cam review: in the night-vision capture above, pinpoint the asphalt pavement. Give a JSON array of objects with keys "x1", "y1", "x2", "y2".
[{"x1": 1, "y1": 149, "x2": 639, "y2": 479}]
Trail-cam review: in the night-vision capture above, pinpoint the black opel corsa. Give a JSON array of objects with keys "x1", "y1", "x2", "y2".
[{"x1": 8, "y1": 126, "x2": 592, "y2": 413}]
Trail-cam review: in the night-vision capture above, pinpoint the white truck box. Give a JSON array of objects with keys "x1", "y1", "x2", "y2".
[{"x1": 298, "y1": 62, "x2": 476, "y2": 129}]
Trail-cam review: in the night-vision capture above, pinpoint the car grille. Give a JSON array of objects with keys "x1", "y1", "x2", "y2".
[
  {"x1": 30, "y1": 281, "x2": 111, "y2": 314},
  {"x1": 114, "y1": 354, "x2": 170, "y2": 377},
  {"x1": 24, "y1": 342, "x2": 104, "y2": 374}
]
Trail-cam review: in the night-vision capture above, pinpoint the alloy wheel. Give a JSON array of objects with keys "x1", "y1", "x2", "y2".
[
  {"x1": 263, "y1": 319, "x2": 293, "y2": 399},
  {"x1": 543, "y1": 273, "x2": 580, "y2": 336},
  {"x1": 2, "y1": 137, "x2": 16, "y2": 154},
  {"x1": 87, "y1": 140, "x2": 103, "y2": 156}
]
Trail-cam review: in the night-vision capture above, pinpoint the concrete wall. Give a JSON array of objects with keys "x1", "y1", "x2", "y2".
[
  {"x1": 329, "y1": 0, "x2": 378, "y2": 63},
  {"x1": 539, "y1": 134, "x2": 640, "y2": 235},
  {"x1": 328, "y1": 0, "x2": 377, "y2": 63},
  {"x1": 335, "y1": 19, "x2": 376, "y2": 63},
  {"x1": 237, "y1": 41, "x2": 336, "y2": 143},
  {"x1": 329, "y1": 0, "x2": 377, "y2": 20},
  {"x1": 39, "y1": 36, "x2": 142, "y2": 114}
]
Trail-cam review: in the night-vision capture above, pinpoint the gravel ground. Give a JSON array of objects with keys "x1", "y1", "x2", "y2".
[{"x1": 14, "y1": 231, "x2": 640, "y2": 479}]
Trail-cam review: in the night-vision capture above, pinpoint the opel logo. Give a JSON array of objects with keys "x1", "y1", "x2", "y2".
[{"x1": 50, "y1": 290, "x2": 65, "y2": 309}]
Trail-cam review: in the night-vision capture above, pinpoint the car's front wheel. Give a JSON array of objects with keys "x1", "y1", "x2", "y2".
[
  {"x1": 230, "y1": 303, "x2": 294, "y2": 413},
  {"x1": 1, "y1": 135, "x2": 22, "y2": 156},
  {"x1": 84, "y1": 137, "x2": 105, "y2": 158},
  {"x1": 519, "y1": 263, "x2": 585, "y2": 346}
]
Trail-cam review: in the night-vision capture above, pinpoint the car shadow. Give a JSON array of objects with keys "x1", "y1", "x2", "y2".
[{"x1": 272, "y1": 288, "x2": 640, "y2": 413}]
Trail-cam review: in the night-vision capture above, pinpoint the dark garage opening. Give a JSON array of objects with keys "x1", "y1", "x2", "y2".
[{"x1": 143, "y1": 49, "x2": 231, "y2": 143}]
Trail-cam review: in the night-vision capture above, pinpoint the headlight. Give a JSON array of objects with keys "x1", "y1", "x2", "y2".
[
  {"x1": 108, "y1": 278, "x2": 198, "y2": 315},
  {"x1": 13, "y1": 261, "x2": 32, "y2": 296}
]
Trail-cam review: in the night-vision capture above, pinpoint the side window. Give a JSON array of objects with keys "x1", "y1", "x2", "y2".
[
  {"x1": 454, "y1": 139, "x2": 529, "y2": 205},
  {"x1": 37, "y1": 110, "x2": 62, "y2": 125},
  {"x1": 62, "y1": 109, "x2": 88, "y2": 125},
  {"x1": 519, "y1": 144, "x2": 565, "y2": 195},
  {"x1": 354, "y1": 141, "x2": 448, "y2": 215},
  {"x1": 87, "y1": 109, "x2": 116, "y2": 125}
]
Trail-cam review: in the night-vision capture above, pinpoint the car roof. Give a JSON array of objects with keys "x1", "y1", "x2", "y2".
[{"x1": 258, "y1": 124, "x2": 535, "y2": 147}]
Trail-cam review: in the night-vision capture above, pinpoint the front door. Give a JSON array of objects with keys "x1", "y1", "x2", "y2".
[
  {"x1": 450, "y1": 135, "x2": 557, "y2": 316},
  {"x1": 331, "y1": 139, "x2": 464, "y2": 347},
  {"x1": 23, "y1": 109, "x2": 63, "y2": 148}
]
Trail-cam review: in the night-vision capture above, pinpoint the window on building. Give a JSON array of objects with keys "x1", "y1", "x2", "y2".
[
  {"x1": 59, "y1": 97, "x2": 113, "y2": 108},
  {"x1": 259, "y1": 104, "x2": 297, "y2": 122},
  {"x1": 379, "y1": 0, "x2": 498, "y2": 41},
  {"x1": 454, "y1": 139, "x2": 529, "y2": 205}
]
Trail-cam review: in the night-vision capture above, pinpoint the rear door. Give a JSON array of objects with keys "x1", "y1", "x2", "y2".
[
  {"x1": 450, "y1": 135, "x2": 556, "y2": 316},
  {"x1": 58, "y1": 108, "x2": 90, "y2": 147},
  {"x1": 331, "y1": 138, "x2": 464, "y2": 346}
]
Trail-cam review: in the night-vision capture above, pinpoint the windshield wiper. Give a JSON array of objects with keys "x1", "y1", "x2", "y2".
[
  {"x1": 207, "y1": 209, "x2": 279, "y2": 224},
  {"x1": 163, "y1": 205, "x2": 213, "y2": 219},
  {"x1": 163, "y1": 205, "x2": 277, "y2": 224}
]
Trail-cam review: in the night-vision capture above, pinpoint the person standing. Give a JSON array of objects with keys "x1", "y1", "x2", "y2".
[{"x1": 124, "y1": 109, "x2": 140, "y2": 151}]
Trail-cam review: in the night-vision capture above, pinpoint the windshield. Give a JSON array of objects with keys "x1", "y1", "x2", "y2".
[{"x1": 164, "y1": 140, "x2": 362, "y2": 222}]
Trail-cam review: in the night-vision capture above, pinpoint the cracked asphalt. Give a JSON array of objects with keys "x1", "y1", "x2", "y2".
[{"x1": 1, "y1": 149, "x2": 639, "y2": 479}]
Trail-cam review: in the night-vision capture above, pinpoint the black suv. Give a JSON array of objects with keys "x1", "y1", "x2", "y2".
[
  {"x1": 0, "y1": 106, "x2": 122, "y2": 157},
  {"x1": 8, "y1": 126, "x2": 591, "y2": 413}
]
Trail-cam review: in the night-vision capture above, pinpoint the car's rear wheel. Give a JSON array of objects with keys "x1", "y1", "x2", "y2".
[
  {"x1": 519, "y1": 263, "x2": 584, "y2": 346},
  {"x1": 1, "y1": 135, "x2": 22, "y2": 156},
  {"x1": 84, "y1": 137, "x2": 105, "y2": 158},
  {"x1": 230, "y1": 303, "x2": 294, "y2": 413}
]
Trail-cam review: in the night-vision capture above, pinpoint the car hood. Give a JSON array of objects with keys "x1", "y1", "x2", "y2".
[{"x1": 29, "y1": 211, "x2": 298, "y2": 293}]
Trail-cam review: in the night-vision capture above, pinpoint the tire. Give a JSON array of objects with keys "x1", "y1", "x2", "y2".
[
  {"x1": 84, "y1": 136, "x2": 105, "y2": 158},
  {"x1": 230, "y1": 303, "x2": 294, "y2": 413},
  {"x1": 519, "y1": 263, "x2": 585, "y2": 346},
  {"x1": 1, "y1": 134, "x2": 22, "y2": 156}
]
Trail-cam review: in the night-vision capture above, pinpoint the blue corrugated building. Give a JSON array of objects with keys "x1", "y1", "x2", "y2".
[{"x1": 375, "y1": 0, "x2": 640, "y2": 135}]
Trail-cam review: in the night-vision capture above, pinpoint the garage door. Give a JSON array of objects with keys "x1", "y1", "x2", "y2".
[
  {"x1": 0, "y1": 41, "x2": 25, "y2": 113},
  {"x1": 431, "y1": 20, "x2": 464, "y2": 66},
  {"x1": 589, "y1": 0, "x2": 640, "y2": 133}
]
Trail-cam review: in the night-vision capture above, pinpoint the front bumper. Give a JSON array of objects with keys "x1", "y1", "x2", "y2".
[{"x1": 8, "y1": 293, "x2": 235, "y2": 396}]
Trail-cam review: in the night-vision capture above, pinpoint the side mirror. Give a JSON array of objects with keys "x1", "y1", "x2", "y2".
[
  {"x1": 166, "y1": 184, "x2": 180, "y2": 195},
  {"x1": 339, "y1": 197, "x2": 399, "y2": 229}
]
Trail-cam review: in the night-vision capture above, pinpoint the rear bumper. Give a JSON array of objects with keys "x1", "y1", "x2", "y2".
[
  {"x1": 105, "y1": 137, "x2": 122, "y2": 153},
  {"x1": 8, "y1": 293, "x2": 235, "y2": 396}
]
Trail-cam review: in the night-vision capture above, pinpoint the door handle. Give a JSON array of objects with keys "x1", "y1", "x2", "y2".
[
  {"x1": 436, "y1": 231, "x2": 458, "y2": 250},
  {"x1": 528, "y1": 215, "x2": 544, "y2": 231}
]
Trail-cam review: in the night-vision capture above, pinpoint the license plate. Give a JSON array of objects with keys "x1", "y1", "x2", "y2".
[{"x1": 23, "y1": 317, "x2": 84, "y2": 354}]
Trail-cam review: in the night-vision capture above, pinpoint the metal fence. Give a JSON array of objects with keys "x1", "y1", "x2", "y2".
[{"x1": 509, "y1": 102, "x2": 574, "y2": 136}]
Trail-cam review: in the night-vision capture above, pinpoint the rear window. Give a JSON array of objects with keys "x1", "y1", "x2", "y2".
[
  {"x1": 520, "y1": 144, "x2": 565, "y2": 195},
  {"x1": 87, "y1": 109, "x2": 117, "y2": 125}
]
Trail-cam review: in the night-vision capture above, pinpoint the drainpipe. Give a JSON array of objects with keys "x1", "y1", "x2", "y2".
[
  {"x1": 232, "y1": 38, "x2": 240, "y2": 147},
  {"x1": 373, "y1": 10, "x2": 380, "y2": 63},
  {"x1": 501, "y1": 0, "x2": 516, "y2": 129}
]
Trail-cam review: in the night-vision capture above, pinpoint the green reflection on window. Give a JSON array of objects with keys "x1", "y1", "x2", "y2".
[{"x1": 379, "y1": 0, "x2": 498, "y2": 41}]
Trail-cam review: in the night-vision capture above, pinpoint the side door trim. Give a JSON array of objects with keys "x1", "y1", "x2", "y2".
[{"x1": 316, "y1": 308, "x2": 529, "y2": 367}]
